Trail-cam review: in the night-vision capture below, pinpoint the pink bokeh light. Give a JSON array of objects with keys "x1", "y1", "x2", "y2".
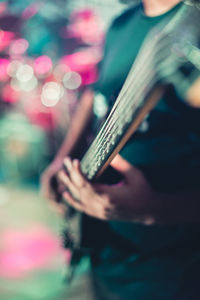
[
  {"x1": 25, "y1": 97, "x2": 56, "y2": 131},
  {"x1": 34, "y1": 55, "x2": 53, "y2": 77},
  {"x1": 61, "y1": 48, "x2": 102, "y2": 85},
  {"x1": 0, "y1": 2, "x2": 7, "y2": 15},
  {"x1": 0, "y1": 58, "x2": 10, "y2": 81},
  {"x1": 2, "y1": 84, "x2": 20, "y2": 103},
  {"x1": 65, "y1": 9, "x2": 104, "y2": 45},
  {"x1": 0, "y1": 30, "x2": 15, "y2": 52},
  {"x1": 0, "y1": 227, "x2": 63, "y2": 278},
  {"x1": 9, "y1": 38, "x2": 29, "y2": 56},
  {"x1": 22, "y1": 2, "x2": 42, "y2": 19}
]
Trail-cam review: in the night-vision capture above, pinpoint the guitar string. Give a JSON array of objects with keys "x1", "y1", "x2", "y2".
[
  {"x1": 81, "y1": 33, "x2": 173, "y2": 175},
  {"x1": 81, "y1": 4, "x2": 193, "y2": 178},
  {"x1": 80, "y1": 35, "x2": 160, "y2": 169},
  {"x1": 81, "y1": 39, "x2": 168, "y2": 176},
  {"x1": 81, "y1": 35, "x2": 169, "y2": 175},
  {"x1": 89, "y1": 36, "x2": 170, "y2": 158}
]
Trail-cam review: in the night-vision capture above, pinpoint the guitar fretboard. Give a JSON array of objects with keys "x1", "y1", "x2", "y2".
[{"x1": 80, "y1": 4, "x2": 200, "y2": 180}]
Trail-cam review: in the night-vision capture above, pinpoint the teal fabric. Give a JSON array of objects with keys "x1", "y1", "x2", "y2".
[{"x1": 90, "y1": 3, "x2": 200, "y2": 299}]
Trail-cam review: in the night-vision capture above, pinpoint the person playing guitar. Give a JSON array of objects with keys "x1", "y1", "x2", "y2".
[{"x1": 41, "y1": 0, "x2": 200, "y2": 299}]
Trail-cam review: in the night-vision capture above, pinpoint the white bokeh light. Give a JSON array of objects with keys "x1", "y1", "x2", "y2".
[
  {"x1": 7, "y1": 60, "x2": 22, "y2": 77},
  {"x1": 20, "y1": 76, "x2": 38, "y2": 92},
  {"x1": 63, "y1": 71, "x2": 82, "y2": 90},
  {"x1": 16, "y1": 64, "x2": 34, "y2": 82},
  {"x1": 10, "y1": 78, "x2": 21, "y2": 91},
  {"x1": 41, "y1": 81, "x2": 64, "y2": 107}
]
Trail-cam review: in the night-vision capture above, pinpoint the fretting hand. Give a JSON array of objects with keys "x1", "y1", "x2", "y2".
[{"x1": 58, "y1": 154, "x2": 156, "y2": 224}]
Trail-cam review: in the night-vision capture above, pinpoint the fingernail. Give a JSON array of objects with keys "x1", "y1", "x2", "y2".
[
  {"x1": 73, "y1": 159, "x2": 79, "y2": 167},
  {"x1": 64, "y1": 157, "x2": 72, "y2": 170}
]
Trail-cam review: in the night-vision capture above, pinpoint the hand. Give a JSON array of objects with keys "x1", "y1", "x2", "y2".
[
  {"x1": 40, "y1": 158, "x2": 66, "y2": 215},
  {"x1": 58, "y1": 154, "x2": 156, "y2": 224}
]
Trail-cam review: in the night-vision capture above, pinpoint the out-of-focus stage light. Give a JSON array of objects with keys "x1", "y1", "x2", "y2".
[
  {"x1": 0, "y1": 2, "x2": 7, "y2": 15},
  {"x1": 53, "y1": 63, "x2": 70, "y2": 81},
  {"x1": 0, "y1": 58, "x2": 10, "y2": 81},
  {"x1": 19, "y1": 76, "x2": 38, "y2": 92},
  {"x1": 67, "y1": 9, "x2": 103, "y2": 45},
  {"x1": 10, "y1": 78, "x2": 21, "y2": 92},
  {"x1": 9, "y1": 38, "x2": 29, "y2": 56},
  {"x1": 16, "y1": 64, "x2": 34, "y2": 82},
  {"x1": 7, "y1": 60, "x2": 22, "y2": 77},
  {"x1": 2, "y1": 84, "x2": 20, "y2": 103},
  {"x1": 22, "y1": 2, "x2": 41, "y2": 19},
  {"x1": 0, "y1": 30, "x2": 14, "y2": 52},
  {"x1": 63, "y1": 71, "x2": 82, "y2": 90},
  {"x1": 41, "y1": 81, "x2": 64, "y2": 107},
  {"x1": 34, "y1": 55, "x2": 53, "y2": 77}
]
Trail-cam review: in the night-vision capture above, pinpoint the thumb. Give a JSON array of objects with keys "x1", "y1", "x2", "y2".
[
  {"x1": 110, "y1": 154, "x2": 144, "y2": 182},
  {"x1": 110, "y1": 154, "x2": 132, "y2": 175}
]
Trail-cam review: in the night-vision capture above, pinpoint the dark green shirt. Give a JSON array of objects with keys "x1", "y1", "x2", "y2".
[{"x1": 92, "y1": 3, "x2": 200, "y2": 299}]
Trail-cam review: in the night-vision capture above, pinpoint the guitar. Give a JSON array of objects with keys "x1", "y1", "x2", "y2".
[{"x1": 59, "y1": 3, "x2": 200, "y2": 280}]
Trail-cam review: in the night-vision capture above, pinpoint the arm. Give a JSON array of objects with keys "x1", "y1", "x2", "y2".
[
  {"x1": 58, "y1": 154, "x2": 200, "y2": 224},
  {"x1": 40, "y1": 88, "x2": 94, "y2": 208},
  {"x1": 54, "y1": 88, "x2": 94, "y2": 161}
]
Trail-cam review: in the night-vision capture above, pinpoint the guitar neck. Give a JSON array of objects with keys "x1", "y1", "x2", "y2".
[
  {"x1": 80, "y1": 85, "x2": 164, "y2": 181},
  {"x1": 80, "y1": 4, "x2": 200, "y2": 181}
]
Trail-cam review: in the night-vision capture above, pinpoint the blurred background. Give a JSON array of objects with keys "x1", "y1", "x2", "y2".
[{"x1": 0, "y1": 1, "x2": 125, "y2": 299}]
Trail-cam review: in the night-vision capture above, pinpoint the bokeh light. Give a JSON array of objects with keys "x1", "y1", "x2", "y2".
[
  {"x1": 2, "y1": 84, "x2": 20, "y2": 103},
  {"x1": 34, "y1": 55, "x2": 53, "y2": 77},
  {"x1": 16, "y1": 64, "x2": 34, "y2": 82},
  {"x1": 41, "y1": 81, "x2": 64, "y2": 107},
  {"x1": 63, "y1": 71, "x2": 82, "y2": 90},
  {"x1": 22, "y1": 2, "x2": 41, "y2": 19},
  {"x1": 19, "y1": 76, "x2": 38, "y2": 92},
  {"x1": 0, "y1": 58, "x2": 10, "y2": 81},
  {"x1": 7, "y1": 60, "x2": 22, "y2": 77},
  {"x1": 9, "y1": 38, "x2": 29, "y2": 56},
  {"x1": 0, "y1": 2, "x2": 124, "y2": 300},
  {"x1": 53, "y1": 63, "x2": 70, "y2": 81},
  {"x1": 67, "y1": 9, "x2": 104, "y2": 45},
  {"x1": 0, "y1": 30, "x2": 14, "y2": 51}
]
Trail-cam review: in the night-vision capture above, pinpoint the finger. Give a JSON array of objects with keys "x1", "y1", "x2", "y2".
[
  {"x1": 110, "y1": 154, "x2": 132, "y2": 173},
  {"x1": 110, "y1": 154, "x2": 144, "y2": 182},
  {"x1": 71, "y1": 159, "x2": 87, "y2": 188},
  {"x1": 62, "y1": 190, "x2": 83, "y2": 212},
  {"x1": 57, "y1": 170, "x2": 80, "y2": 200},
  {"x1": 63, "y1": 156, "x2": 73, "y2": 173},
  {"x1": 63, "y1": 157, "x2": 83, "y2": 185},
  {"x1": 64, "y1": 157, "x2": 87, "y2": 188}
]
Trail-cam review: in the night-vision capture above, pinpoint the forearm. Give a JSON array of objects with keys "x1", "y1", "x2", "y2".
[{"x1": 54, "y1": 88, "x2": 94, "y2": 161}]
